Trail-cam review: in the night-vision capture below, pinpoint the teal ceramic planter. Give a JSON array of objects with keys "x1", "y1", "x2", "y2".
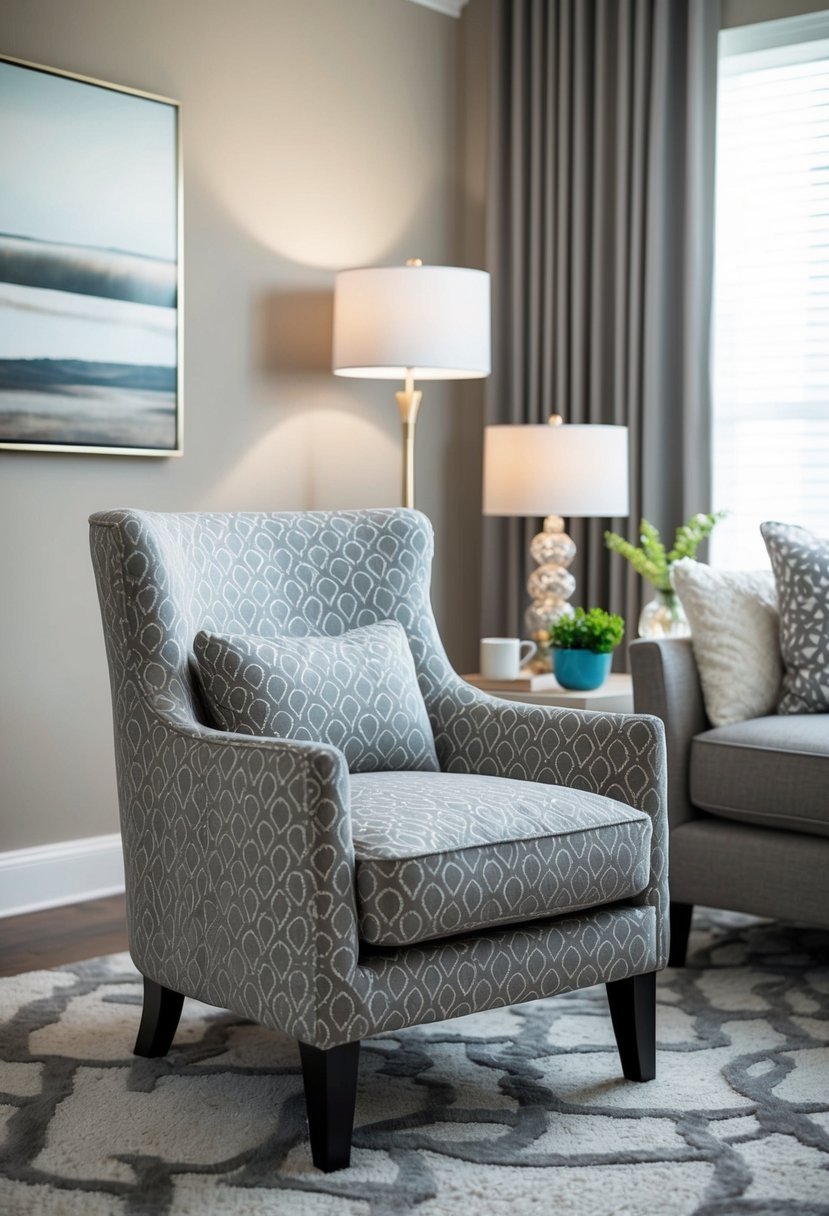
[{"x1": 553, "y1": 648, "x2": 613, "y2": 691}]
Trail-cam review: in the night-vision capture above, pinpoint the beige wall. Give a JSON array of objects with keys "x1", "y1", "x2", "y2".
[{"x1": 0, "y1": 0, "x2": 465, "y2": 851}]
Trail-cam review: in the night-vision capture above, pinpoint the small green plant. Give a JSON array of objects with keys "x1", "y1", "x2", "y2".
[
  {"x1": 549, "y1": 607, "x2": 625, "y2": 654},
  {"x1": 604, "y1": 512, "x2": 726, "y2": 592}
]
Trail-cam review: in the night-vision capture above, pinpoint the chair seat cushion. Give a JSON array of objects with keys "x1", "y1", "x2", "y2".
[
  {"x1": 691, "y1": 715, "x2": 829, "y2": 837},
  {"x1": 349, "y1": 770, "x2": 652, "y2": 947}
]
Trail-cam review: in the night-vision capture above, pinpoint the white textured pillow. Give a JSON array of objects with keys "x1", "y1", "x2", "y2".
[{"x1": 671, "y1": 559, "x2": 781, "y2": 727}]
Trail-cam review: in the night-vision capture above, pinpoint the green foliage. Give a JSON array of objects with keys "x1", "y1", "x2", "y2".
[
  {"x1": 549, "y1": 607, "x2": 625, "y2": 654},
  {"x1": 604, "y1": 511, "x2": 726, "y2": 591}
]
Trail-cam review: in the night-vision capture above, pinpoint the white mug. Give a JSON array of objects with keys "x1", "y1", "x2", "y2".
[{"x1": 480, "y1": 637, "x2": 538, "y2": 680}]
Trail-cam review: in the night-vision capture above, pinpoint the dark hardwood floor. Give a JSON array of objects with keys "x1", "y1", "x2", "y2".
[{"x1": 0, "y1": 893, "x2": 128, "y2": 977}]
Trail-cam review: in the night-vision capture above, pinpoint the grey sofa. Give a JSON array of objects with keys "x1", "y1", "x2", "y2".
[
  {"x1": 90, "y1": 507, "x2": 669, "y2": 1172},
  {"x1": 630, "y1": 637, "x2": 829, "y2": 965}
]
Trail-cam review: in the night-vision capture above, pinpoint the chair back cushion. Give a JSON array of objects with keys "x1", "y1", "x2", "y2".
[
  {"x1": 89, "y1": 509, "x2": 455, "y2": 732},
  {"x1": 194, "y1": 620, "x2": 439, "y2": 773}
]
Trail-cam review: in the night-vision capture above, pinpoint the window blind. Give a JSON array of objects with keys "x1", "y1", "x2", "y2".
[{"x1": 710, "y1": 16, "x2": 829, "y2": 568}]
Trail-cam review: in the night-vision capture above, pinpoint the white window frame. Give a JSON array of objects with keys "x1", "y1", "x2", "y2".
[{"x1": 710, "y1": 11, "x2": 829, "y2": 568}]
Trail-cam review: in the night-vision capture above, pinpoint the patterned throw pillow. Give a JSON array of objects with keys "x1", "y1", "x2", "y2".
[
  {"x1": 761, "y1": 521, "x2": 829, "y2": 715},
  {"x1": 194, "y1": 620, "x2": 439, "y2": 773},
  {"x1": 671, "y1": 559, "x2": 781, "y2": 726}
]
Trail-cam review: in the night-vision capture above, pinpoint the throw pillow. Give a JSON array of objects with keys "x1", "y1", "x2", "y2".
[
  {"x1": 194, "y1": 619, "x2": 439, "y2": 773},
  {"x1": 761, "y1": 521, "x2": 829, "y2": 714},
  {"x1": 671, "y1": 559, "x2": 781, "y2": 727}
]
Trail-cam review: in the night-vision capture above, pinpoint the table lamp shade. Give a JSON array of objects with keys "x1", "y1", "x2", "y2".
[
  {"x1": 483, "y1": 424, "x2": 629, "y2": 518},
  {"x1": 333, "y1": 265, "x2": 491, "y2": 380}
]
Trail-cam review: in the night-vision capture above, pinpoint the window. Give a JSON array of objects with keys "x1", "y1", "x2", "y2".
[{"x1": 711, "y1": 14, "x2": 829, "y2": 568}]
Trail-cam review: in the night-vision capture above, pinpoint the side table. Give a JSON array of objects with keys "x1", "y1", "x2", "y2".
[{"x1": 463, "y1": 672, "x2": 634, "y2": 713}]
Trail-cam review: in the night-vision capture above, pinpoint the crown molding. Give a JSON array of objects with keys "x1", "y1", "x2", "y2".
[{"x1": 405, "y1": 0, "x2": 470, "y2": 17}]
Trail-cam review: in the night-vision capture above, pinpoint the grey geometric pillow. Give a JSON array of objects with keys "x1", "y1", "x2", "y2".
[
  {"x1": 761, "y1": 521, "x2": 829, "y2": 715},
  {"x1": 194, "y1": 620, "x2": 439, "y2": 773}
]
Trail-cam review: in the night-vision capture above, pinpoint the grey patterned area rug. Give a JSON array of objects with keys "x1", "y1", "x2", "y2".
[{"x1": 1, "y1": 911, "x2": 827, "y2": 1216}]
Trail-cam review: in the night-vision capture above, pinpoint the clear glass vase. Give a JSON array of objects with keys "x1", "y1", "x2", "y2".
[{"x1": 638, "y1": 589, "x2": 690, "y2": 639}]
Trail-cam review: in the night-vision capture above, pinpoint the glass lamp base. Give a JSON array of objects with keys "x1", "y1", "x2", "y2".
[{"x1": 526, "y1": 516, "x2": 576, "y2": 671}]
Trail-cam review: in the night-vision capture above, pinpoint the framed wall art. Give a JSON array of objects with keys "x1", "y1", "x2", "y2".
[{"x1": 0, "y1": 55, "x2": 181, "y2": 456}]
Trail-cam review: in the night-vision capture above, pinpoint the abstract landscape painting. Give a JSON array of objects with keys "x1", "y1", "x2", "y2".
[{"x1": 0, "y1": 57, "x2": 180, "y2": 454}]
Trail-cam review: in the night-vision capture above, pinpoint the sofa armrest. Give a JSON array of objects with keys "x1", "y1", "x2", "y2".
[
  {"x1": 433, "y1": 678, "x2": 669, "y2": 967},
  {"x1": 629, "y1": 638, "x2": 707, "y2": 832},
  {"x1": 120, "y1": 706, "x2": 358, "y2": 1044}
]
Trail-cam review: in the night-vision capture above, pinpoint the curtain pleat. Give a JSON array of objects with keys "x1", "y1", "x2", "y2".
[{"x1": 481, "y1": 0, "x2": 720, "y2": 661}]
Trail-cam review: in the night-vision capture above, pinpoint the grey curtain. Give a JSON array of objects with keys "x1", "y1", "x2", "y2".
[{"x1": 482, "y1": 0, "x2": 720, "y2": 654}]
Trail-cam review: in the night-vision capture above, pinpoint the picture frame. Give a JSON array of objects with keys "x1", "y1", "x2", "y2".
[{"x1": 0, "y1": 55, "x2": 182, "y2": 457}]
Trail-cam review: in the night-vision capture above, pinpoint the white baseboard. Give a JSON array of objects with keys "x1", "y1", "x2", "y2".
[{"x1": 0, "y1": 833, "x2": 125, "y2": 918}]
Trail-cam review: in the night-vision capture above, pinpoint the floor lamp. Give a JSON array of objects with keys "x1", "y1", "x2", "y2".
[
  {"x1": 483, "y1": 419, "x2": 629, "y2": 666},
  {"x1": 332, "y1": 260, "x2": 491, "y2": 509}
]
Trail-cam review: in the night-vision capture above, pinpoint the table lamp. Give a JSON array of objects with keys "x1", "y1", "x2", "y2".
[
  {"x1": 483, "y1": 418, "x2": 629, "y2": 662},
  {"x1": 333, "y1": 260, "x2": 491, "y2": 508}
]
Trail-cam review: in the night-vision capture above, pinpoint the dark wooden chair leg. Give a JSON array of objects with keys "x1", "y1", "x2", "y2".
[
  {"x1": 606, "y1": 971, "x2": 656, "y2": 1082},
  {"x1": 299, "y1": 1040, "x2": 361, "y2": 1172},
  {"x1": 134, "y1": 977, "x2": 184, "y2": 1058},
  {"x1": 669, "y1": 902, "x2": 694, "y2": 968}
]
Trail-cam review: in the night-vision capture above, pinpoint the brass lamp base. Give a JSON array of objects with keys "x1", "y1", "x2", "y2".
[{"x1": 395, "y1": 372, "x2": 422, "y2": 510}]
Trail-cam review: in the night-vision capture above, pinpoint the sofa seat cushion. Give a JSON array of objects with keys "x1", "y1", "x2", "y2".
[
  {"x1": 691, "y1": 715, "x2": 829, "y2": 837},
  {"x1": 349, "y1": 770, "x2": 652, "y2": 947}
]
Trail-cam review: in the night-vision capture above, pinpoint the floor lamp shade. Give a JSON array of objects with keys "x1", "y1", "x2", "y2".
[
  {"x1": 332, "y1": 262, "x2": 491, "y2": 510},
  {"x1": 483, "y1": 425, "x2": 629, "y2": 518},
  {"x1": 333, "y1": 266, "x2": 491, "y2": 380}
]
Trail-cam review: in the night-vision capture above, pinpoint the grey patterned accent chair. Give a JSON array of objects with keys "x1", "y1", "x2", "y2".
[{"x1": 90, "y1": 508, "x2": 668, "y2": 1172}]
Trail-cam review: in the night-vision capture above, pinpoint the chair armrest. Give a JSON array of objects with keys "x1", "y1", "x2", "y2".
[
  {"x1": 121, "y1": 705, "x2": 358, "y2": 1044},
  {"x1": 433, "y1": 678, "x2": 669, "y2": 967},
  {"x1": 629, "y1": 638, "x2": 707, "y2": 831}
]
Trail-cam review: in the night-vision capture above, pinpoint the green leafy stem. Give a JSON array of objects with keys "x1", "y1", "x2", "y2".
[{"x1": 604, "y1": 511, "x2": 726, "y2": 592}]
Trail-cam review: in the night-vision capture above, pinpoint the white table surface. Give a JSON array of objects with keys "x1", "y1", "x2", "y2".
[{"x1": 464, "y1": 672, "x2": 634, "y2": 713}]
